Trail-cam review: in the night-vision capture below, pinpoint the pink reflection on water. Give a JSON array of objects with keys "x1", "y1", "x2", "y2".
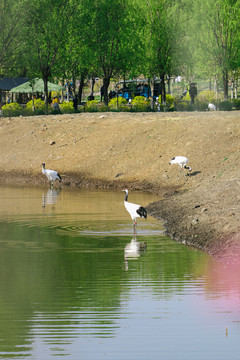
[{"x1": 204, "y1": 259, "x2": 240, "y2": 312}]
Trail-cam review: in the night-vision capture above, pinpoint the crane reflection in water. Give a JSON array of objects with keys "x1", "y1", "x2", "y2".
[
  {"x1": 124, "y1": 233, "x2": 147, "y2": 271},
  {"x1": 42, "y1": 188, "x2": 61, "y2": 209}
]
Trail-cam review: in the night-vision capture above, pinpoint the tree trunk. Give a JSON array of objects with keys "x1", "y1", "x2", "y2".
[
  {"x1": 78, "y1": 73, "x2": 85, "y2": 104},
  {"x1": 167, "y1": 77, "x2": 171, "y2": 94},
  {"x1": 32, "y1": 85, "x2": 35, "y2": 112},
  {"x1": 66, "y1": 84, "x2": 69, "y2": 102},
  {"x1": 72, "y1": 73, "x2": 76, "y2": 97},
  {"x1": 214, "y1": 77, "x2": 219, "y2": 100},
  {"x1": 43, "y1": 76, "x2": 49, "y2": 114},
  {"x1": 231, "y1": 77, "x2": 234, "y2": 99},
  {"x1": 149, "y1": 78, "x2": 154, "y2": 109},
  {"x1": 235, "y1": 80, "x2": 238, "y2": 99},
  {"x1": 61, "y1": 79, "x2": 64, "y2": 101},
  {"x1": 223, "y1": 69, "x2": 228, "y2": 100},
  {"x1": 91, "y1": 77, "x2": 95, "y2": 96},
  {"x1": 234, "y1": 72, "x2": 238, "y2": 99},
  {"x1": 160, "y1": 74, "x2": 166, "y2": 104},
  {"x1": 103, "y1": 77, "x2": 110, "y2": 105}
]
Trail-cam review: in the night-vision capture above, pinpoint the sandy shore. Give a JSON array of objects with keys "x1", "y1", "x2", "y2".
[{"x1": 1, "y1": 111, "x2": 240, "y2": 262}]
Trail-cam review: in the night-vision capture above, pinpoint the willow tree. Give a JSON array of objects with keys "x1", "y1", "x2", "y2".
[
  {"x1": 81, "y1": 0, "x2": 141, "y2": 105},
  {"x1": 193, "y1": 0, "x2": 240, "y2": 99}
]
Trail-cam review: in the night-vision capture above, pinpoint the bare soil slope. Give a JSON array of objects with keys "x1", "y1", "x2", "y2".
[{"x1": 1, "y1": 111, "x2": 240, "y2": 262}]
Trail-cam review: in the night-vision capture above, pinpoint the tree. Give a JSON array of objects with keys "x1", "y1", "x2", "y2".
[
  {"x1": 55, "y1": 0, "x2": 93, "y2": 104},
  {"x1": 0, "y1": 0, "x2": 28, "y2": 76},
  {"x1": 82, "y1": 0, "x2": 142, "y2": 105},
  {"x1": 25, "y1": 0, "x2": 73, "y2": 110},
  {"x1": 142, "y1": 0, "x2": 185, "y2": 104},
  {"x1": 193, "y1": 0, "x2": 240, "y2": 99}
]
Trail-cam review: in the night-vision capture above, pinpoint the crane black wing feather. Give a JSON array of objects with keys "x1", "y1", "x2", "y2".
[{"x1": 136, "y1": 206, "x2": 147, "y2": 219}]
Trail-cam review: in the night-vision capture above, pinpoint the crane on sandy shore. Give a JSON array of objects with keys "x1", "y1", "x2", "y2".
[
  {"x1": 169, "y1": 156, "x2": 192, "y2": 177},
  {"x1": 41, "y1": 162, "x2": 62, "y2": 187}
]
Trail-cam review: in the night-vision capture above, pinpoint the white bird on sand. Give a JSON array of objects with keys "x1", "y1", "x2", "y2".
[
  {"x1": 123, "y1": 189, "x2": 147, "y2": 229},
  {"x1": 169, "y1": 156, "x2": 192, "y2": 176},
  {"x1": 207, "y1": 103, "x2": 216, "y2": 111},
  {"x1": 41, "y1": 162, "x2": 62, "y2": 187}
]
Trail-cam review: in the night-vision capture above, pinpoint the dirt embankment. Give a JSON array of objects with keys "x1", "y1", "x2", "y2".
[{"x1": 1, "y1": 111, "x2": 240, "y2": 262}]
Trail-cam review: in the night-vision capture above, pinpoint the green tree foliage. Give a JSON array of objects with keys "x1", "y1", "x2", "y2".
[
  {"x1": 81, "y1": 0, "x2": 142, "y2": 105},
  {"x1": 2, "y1": 0, "x2": 240, "y2": 103},
  {"x1": 57, "y1": 0, "x2": 91, "y2": 103},
  {"x1": 0, "y1": 0, "x2": 28, "y2": 76},
  {"x1": 142, "y1": 0, "x2": 186, "y2": 103},
  {"x1": 25, "y1": 0, "x2": 73, "y2": 108},
  {"x1": 192, "y1": 0, "x2": 240, "y2": 99}
]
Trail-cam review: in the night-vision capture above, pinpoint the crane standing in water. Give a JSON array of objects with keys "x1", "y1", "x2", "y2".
[
  {"x1": 41, "y1": 162, "x2": 62, "y2": 187},
  {"x1": 123, "y1": 188, "x2": 147, "y2": 233}
]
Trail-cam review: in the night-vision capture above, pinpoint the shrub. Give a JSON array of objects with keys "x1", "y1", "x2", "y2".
[
  {"x1": 131, "y1": 96, "x2": 149, "y2": 105},
  {"x1": 86, "y1": 100, "x2": 99, "y2": 107},
  {"x1": 131, "y1": 96, "x2": 151, "y2": 111},
  {"x1": 182, "y1": 92, "x2": 191, "y2": 102},
  {"x1": 166, "y1": 94, "x2": 175, "y2": 106},
  {"x1": 2, "y1": 102, "x2": 22, "y2": 117},
  {"x1": 108, "y1": 97, "x2": 128, "y2": 112},
  {"x1": 118, "y1": 105, "x2": 130, "y2": 112},
  {"x1": 231, "y1": 99, "x2": 240, "y2": 110},
  {"x1": 60, "y1": 101, "x2": 74, "y2": 113},
  {"x1": 109, "y1": 96, "x2": 127, "y2": 107},
  {"x1": 196, "y1": 101, "x2": 209, "y2": 111},
  {"x1": 26, "y1": 99, "x2": 46, "y2": 115},
  {"x1": 85, "y1": 100, "x2": 100, "y2": 112},
  {"x1": 197, "y1": 90, "x2": 216, "y2": 103},
  {"x1": 175, "y1": 101, "x2": 195, "y2": 112},
  {"x1": 218, "y1": 101, "x2": 233, "y2": 111},
  {"x1": 98, "y1": 104, "x2": 109, "y2": 112},
  {"x1": 155, "y1": 95, "x2": 176, "y2": 111}
]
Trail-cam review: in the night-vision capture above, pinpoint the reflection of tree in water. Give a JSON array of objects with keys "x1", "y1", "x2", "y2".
[{"x1": 0, "y1": 222, "x2": 215, "y2": 357}]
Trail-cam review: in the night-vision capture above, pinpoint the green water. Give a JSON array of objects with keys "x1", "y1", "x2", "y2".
[{"x1": 0, "y1": 185, "x2": 239, "y2": 359}]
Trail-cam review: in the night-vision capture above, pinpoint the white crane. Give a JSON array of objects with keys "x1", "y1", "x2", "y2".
[
  {"x1": 169, "y1": 156, "x2": 192, "y2": 176},
  {"x1": 123, "y1": 189, "x2": 147, "y2": 231},
  {"x1": 207, "y1": 103, "x2": 216, "y2": 111},
  {"x1": 41, "y1": 162, "x2": 62, "y2": 187}
]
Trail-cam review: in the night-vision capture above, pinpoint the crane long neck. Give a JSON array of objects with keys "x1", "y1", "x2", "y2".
[{"x1": 125, "y1": 192, "x2": 128, "y2": 202}]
